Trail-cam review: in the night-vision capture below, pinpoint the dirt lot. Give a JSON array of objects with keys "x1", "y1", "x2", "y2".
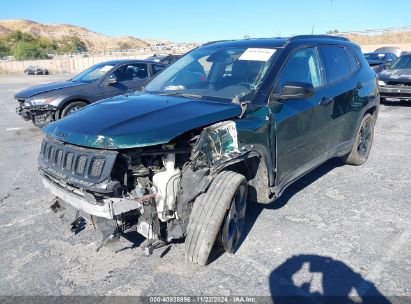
[{"x1": 0, "y1": 75, "x2": 410, "y2": 300}]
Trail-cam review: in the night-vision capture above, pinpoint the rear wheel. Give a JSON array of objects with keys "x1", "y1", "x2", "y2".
[
  {"x1": 343, "y1": 114, "x2": 375, "y2": 166},
  {"x1": 60, "y1": 101, "x2": 87, "y2": 119},
  {"x1": 185, "y1": 170, "x2": 248, "y2": 265}
]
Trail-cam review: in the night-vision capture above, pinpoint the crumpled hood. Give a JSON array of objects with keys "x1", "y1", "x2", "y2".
[
  {"x1": 379, "y1": 69, "x2": 411, "y2": 83},
  {"x1": 15, "y1": 80, "x2": 86, "y2": 99},
  {"x1": 43, "y1": 93, "x2": 242, "y2": 149}
]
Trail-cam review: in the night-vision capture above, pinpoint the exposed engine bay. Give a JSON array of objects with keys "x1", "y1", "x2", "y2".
[{"x1": 39, "y1": 121, "x2": 249, "y2": 252}]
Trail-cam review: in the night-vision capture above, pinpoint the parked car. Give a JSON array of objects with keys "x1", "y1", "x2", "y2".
[
  {"x1": 374, "y1": 46, "x2": 402, "y2": 58},
  {"x1": 38, "y1": 35, "x2": 379, "y2": 265},
  {"x1": 378, "y1": 53, "x2": 411, "y2": 102},
  {"x1": 145, "y1": 54, "x2": 182, "y2": 64},
  {"x1": 16, "y1": 59, "x2": 166, "y2": 126},
  {"x1": 24, "y1": 65, "x2": 49, "y2": 75},
  {"x1": 364, "y1": 52, "x2": 397, "y2": 73}
]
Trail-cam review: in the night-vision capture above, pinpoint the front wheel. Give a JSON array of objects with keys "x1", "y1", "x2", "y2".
[
  {"x1": 343, "y1": 114, "x2": 375, "y2": 166},
  {"x1": 60, "y1": 101, "x2": 87, "y2": 119},
  {"x1": 185, "y1": 171, "x2": 248, "y2": 265}
]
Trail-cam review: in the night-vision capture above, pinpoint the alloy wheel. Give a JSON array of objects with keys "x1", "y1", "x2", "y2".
[
  {"x1": 358, "y1": 119, "x2": 372, "y2": 158},
  {"x1": 67, "y1": 106, "x2": 82, "y2": 115},
  {"x1": 221, "y1": 184, "x2": 247, "y2": 253}
]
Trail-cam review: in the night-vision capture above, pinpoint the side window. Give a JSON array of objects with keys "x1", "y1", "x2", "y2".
[
  {"x1": 277, "y1": 47, "x2": 323, "y2": 90},
  {"x1": 111, "y1": 64, "x2": 148, "y2": 82},
  {"x1": 128, "y1": 63, "x2": 148, "y2": 80},
  {"x1": 319, "y1": 46, "x2": 352, "y2": 84},
  {"x1": 387, "y1": 53, "x2": 397, "y2": 62},
  {"x1": 346, "y1": 48, "x2": 360, "y2": 71},
  {"x1": 152, "y1": 64, "x2": 165, "y2": 75}
]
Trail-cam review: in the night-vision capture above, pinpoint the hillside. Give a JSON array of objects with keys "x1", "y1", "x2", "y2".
[
  {"x1": 0, "y1": 19, "x2": 149, "y2": 51},
  {"x1": 339, "y1": 31, "x2": 411, "y2": 52}
]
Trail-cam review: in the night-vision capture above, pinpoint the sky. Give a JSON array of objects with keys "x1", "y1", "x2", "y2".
[{"x1": 0, "y1": 0, "x2": 410, "y2": 42}]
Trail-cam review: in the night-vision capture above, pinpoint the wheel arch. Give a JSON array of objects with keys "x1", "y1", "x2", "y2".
[
  {"x1": 216, "y1": 152, "x2": 273, "y2": 204},
  {"x1": 56, "y1": 97, "x2": 91, "y2": 119},
  {"x1": 365, "y1": 105, "x2": 379, "y2": 120}
]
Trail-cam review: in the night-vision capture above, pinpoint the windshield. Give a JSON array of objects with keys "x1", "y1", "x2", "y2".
[
  {"x1": 145, "y1": 45, "x2": 278, "y2": 101},
  {"x1": 390, "y1": 56, "x2": 411, "y2": 69},
  {"x1": 71, "y1": 64, "x2": 115, "y2": 83},
  {"x1": 364, "y1": 53, "x2": 386, "y2": 61}
]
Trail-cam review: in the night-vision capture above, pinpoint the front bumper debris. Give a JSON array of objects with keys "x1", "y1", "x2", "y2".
[
  {"x1": 379, "y1": 86, "x2": 411, "y2": 101},
  {"x1": 41, "y1": 176, "x2": 143, "y2": 219},
  {"x1": 16, "y1": 104, "x2": 57, "y2": 126}
]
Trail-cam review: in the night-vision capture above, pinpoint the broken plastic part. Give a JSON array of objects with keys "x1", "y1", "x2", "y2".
[{"x1": 192, "y1": 121, "x2": 239, "y2": 167}]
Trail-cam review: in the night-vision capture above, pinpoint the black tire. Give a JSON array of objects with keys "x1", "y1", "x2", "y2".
[
  {"x1": 185, "y1": 170, "x2": 248, "y2": 265},
  {"x1": 60, "y1": 101, "x2": 87, "y2": 118},
  {"x1": 343, "y1": 114, "x2": 375, "y2": 166}
]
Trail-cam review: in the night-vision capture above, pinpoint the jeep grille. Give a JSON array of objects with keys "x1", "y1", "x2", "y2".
[{"x1": 38, "y1": 138, "x2": 118, "y2": 186}]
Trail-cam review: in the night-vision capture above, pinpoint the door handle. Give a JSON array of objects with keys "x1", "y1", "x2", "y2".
[{"x1": 319, "y1": 97, "x2": 333, "y2": 107}]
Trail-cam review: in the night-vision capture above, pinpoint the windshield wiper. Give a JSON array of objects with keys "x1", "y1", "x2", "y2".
[{"x1": 158, "y1": 92, "x2": 204, "y2": 99}]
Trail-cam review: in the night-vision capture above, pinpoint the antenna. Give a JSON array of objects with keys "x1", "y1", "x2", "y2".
[{"x1": 330, "y1": 0, "x2": 334, "y2": 32}]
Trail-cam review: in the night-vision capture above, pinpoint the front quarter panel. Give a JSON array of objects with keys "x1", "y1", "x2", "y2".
[{"x1": 235, "y1": 105, "x2": 275, "y2": 187}]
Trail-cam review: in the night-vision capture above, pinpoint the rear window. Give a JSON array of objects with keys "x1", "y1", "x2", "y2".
[
  {"x1": 347, "y1": 48, "x2": 360, "y2": 71},
  {"x1": 319, "y1": 46, "x2": 352, "y2": 84}
]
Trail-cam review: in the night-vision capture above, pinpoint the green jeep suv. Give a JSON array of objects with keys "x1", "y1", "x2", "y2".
[{"x1": 38, "y1": 35, "x2": 379, "y2": 265}]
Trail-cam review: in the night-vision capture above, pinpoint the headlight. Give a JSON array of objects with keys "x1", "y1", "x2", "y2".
[
  {"x1": 24, "y1": 96, "x2": 57, "y2": 106},
  {"x1": 378, "y1": 80, "x2": 386, "y2": 87}
]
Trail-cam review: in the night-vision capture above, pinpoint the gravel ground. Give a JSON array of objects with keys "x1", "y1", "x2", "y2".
[{"x1": 0, "y1": 75, "x2": 410, "y2": 300}]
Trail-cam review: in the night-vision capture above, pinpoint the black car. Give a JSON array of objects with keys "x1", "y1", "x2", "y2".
[
  {"x1": 16, "y1": 59, "x2": 166, "y2": 126},
  {"x1": 378, "y1": 53, "x2": 411, "y2": 102},
  {"x1": 145, "y1": 54, "x2": 182, "y2": 64},
  {"x1": 24, "y1": 65, "x2": 49, "y2": 75},
  {"x1": 38, "y1": 35, "x2": 379, "y2": 265},
  {"x1": 364, "y1": 52, "x2": 397, "y2": 73}
]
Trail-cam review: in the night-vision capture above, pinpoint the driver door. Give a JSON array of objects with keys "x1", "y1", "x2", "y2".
[
  {"x1": 270, "y1": 47, "x2": 334, "y2": 190},
  {"x1": 96, "y1": 63, "x2": 149, "y2": 99}
]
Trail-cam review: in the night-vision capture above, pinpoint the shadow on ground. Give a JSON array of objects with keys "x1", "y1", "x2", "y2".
[
  {"x1": 269, "y1": 254, "x2": 389, "y2": 304},
  {"x1": 239, "y1": 158, "x2": 344, "y2": 250}
]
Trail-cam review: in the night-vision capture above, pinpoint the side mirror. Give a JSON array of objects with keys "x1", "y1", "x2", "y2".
[
  {"x1": 106, "y1": 76, "x2": 118, "y2": 85},
  {"x1": 277, "y1": 82, "x2": 315, "y2": 100}
]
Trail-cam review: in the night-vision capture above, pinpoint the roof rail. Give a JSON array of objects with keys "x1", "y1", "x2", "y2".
[
  {"x1": 202, "y1": 39, "x2": 235, "y2": 46},
  {"x1": 289, "y1": 35, "x2": 350, "y2": 42}
]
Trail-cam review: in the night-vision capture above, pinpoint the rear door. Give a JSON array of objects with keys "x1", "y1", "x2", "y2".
[
  {"x1": 271, "y1": 47, "x2": 335, "y2": 189},
  {"x1": 317, "y1": 45, "x2": 361, "y2": 152}
]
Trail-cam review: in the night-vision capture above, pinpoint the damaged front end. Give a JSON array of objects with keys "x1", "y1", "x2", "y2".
[
  {"x1": 16, "y1": 103, "x2": 57, "y2": 126},
  {"x1": 38, "y1": 120, "x2": 253, "y2": 250}
]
